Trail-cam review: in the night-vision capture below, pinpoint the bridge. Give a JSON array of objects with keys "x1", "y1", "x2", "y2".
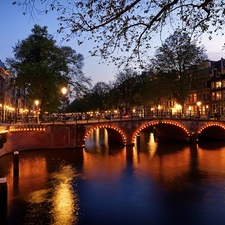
[{"x1": 0, "y1": 118, "x2": 225, "y2": 157}]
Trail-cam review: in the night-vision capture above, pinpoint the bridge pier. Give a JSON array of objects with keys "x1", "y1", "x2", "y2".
[{"x1": 189, "y1": 132, "x2": 198, "y2": 144}]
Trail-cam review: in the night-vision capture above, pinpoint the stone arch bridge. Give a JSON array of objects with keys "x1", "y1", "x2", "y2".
[
  {"x1": 1, "y1": 118, "x2": 225, "y2": 157},
  {"x1": 74, "y1": 118, "x2": 225, "y2": 146}
]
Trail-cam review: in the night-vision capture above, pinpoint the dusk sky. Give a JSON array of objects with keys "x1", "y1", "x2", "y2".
[{"x1": 1, "y1": 1, "x2": 225, "y2": 85}]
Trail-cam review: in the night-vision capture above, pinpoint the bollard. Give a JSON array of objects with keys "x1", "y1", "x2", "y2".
[
  {"x1": 0, "y1": 178, "x2": 8, "y2": 220},
  {"x1": 14, "y1": 151, "x2": 19, "y2": 177}
]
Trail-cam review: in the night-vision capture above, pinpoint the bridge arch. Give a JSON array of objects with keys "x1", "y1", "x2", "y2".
[
  {"x1": 132, "y1": 120, "x2": 191, "y2": 144},
  {"x1": 197, "y1": 122, "x2": 225, "y2": 141},
  {"x1": 83, "y1": 124, "x2": 127, "y2": 146}
]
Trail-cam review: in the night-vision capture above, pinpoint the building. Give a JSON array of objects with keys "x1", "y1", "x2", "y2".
[
  {"x1": 174, "y1": 58, "x2": 225, "y2": 118},
  {"x1": 0, "y1": 59, "x2": 28, "y2": 122}
]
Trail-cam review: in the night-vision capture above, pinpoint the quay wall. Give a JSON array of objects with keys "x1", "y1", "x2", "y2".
[{"x1": 0, "y1": 124, "x2": 78, "y2": 157}]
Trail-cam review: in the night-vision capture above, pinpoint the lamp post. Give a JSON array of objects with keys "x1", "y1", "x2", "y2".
[
  {"x1": 176, "y1": 104, "x2": 182, "y2": 118},
  {"x1": 189, "y1": 106, "x2": 192, "y2": 118},
  {"x1": 157, "y1": 105, "x2": 161, "y2": 117},
  {"x1": 61, "y1": 87, "x2": 67, "y2": 123},
  {"x1": 197, "y1": 101, "x2": 201, "y2": 119},
  {"x1": 35, "y1": 100, "x2": 39, "y2": 123}
]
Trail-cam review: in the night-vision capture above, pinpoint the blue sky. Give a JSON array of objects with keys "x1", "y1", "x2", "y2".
[
  {"x1": 1, "y1": 1, "x2": 118, "y2": 85},
  {"x1": 1, "y1": 1, "x2": 225, "y2": 85}
]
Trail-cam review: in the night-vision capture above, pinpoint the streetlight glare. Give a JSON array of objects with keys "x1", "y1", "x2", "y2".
[
  {"x1": 197, "y1": 101, "x2": 201, "y2": 107},
  {"x1": 61, "y1": 87, "x2": 68, "y2": 124},
  {"x1": 61, "y1": 87, "x2": 67, "y2": 95},
  {"x1": 35, "y1": 100, "x2": 39, "y2": 106},
  {"x1": 34, "y1": 100, "x2": 39, "y2": 123}
]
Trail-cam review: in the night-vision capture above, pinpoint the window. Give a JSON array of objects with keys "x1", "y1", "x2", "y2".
[
  {"x1": 222, "y1": 80, "x2": 225, "y2": 88},
  {"x1": 212, "y1": 92, "x2": 216, "y2": 101},
  {"x1": 194, "y1": 94, "x2": 197, "y2": 102},
  {"x1": 216, "y1": 91, "x2": 222, "y2": 100},
  {"x1": 223, "y1": 90, "x2": 225, "y2": 99},
  {"x1": 216, "y1": 81, "x2": 222, "y2": 88}
]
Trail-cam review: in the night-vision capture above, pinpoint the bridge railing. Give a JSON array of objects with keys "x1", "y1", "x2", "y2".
[{"x1": 2, "y1": 111, "x2": 223, "y2": 125}]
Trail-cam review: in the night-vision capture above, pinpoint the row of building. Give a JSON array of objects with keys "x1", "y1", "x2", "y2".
[
  {"x1": 0, "y1": 60, "x2": 29, "y2": 123},
  {"x1": 117, "y1": 57, "x2": 225, "y2": 119},
  {"x1": 154, "y1": 58, "x2": 225, "y2": 118},
  {"x1": 1, "y1": 57, "x2": 225, "y2": 122}
]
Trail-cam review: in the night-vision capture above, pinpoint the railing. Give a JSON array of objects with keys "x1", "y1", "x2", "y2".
[{"x1": 2, "y1": 111, "x2": 223, "y2": 125}]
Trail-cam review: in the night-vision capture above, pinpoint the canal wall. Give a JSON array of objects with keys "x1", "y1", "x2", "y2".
[{"x1": 0, "y1": 124, "x2": 78, "y2": 157}]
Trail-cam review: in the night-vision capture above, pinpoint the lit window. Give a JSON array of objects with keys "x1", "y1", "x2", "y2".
[
  {"x1": 216, "y1": 81, "x2": 222, "y2": 88},
  {"x1": 216, "y1": 91, "x2": 222, "y2": 100}
]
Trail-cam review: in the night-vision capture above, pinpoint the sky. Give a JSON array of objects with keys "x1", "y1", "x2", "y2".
[{"x1": 1, "y1": 1, "x2": 225, "y2": 85}]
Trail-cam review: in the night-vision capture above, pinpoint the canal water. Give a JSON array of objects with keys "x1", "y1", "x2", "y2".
[{"x1": 1, "y1": 128, "x2": 225, "y2": 225}]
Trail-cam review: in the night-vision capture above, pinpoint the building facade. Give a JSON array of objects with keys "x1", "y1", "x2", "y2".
[{"x1": 0, "y1": 60, "x2": 28, "y2": 122}]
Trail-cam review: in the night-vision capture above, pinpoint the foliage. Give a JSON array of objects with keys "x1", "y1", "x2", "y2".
[
  {"x1": 67, "y1": 97, "x2": 90, "y2": 113},
  {"x1": 113, "y1": 68, "x2": 138, "y2": 87},
  {"x1": 60, "y1": 46, "x2": 92, "y2": 99},
  {"x1": 88, "y1": 82, "x2": 111, "y2": 113},
  {"x1": 140, "y1": 72, "x2": 170, "y2": 108},
  {"x1": 14, "y1": 0, "x2": 225, "y2": 67},
  {"x1": 6, "y1": 25, "x2": 90, "y2": 115},
  {"x1": 113, "y1": 68, "x2": 143, "y2": 114},
  {"x1": 151, "y1": 30, "x2": 208, "y2": 109}
]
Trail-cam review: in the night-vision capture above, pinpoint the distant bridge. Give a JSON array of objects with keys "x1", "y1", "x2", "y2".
[{"x1": 0, "y1": 118, "x2": 225, "y2": 156}]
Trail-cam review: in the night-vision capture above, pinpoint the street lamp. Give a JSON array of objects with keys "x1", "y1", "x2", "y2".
[
  {"x1": 35, "y1": 100, "x2": 39, "y2": 123},
  {"x1": 176, "y1": 104, "x2": 182, "y2": 118},
  {"x1": 197, "y1": 101, "x2": 201, "y2": 118},
  {"x1": 157, "y1": 105, "x2": 161, "y2": 117},
  {"x1": 61, "y1": 87, "x2": 67, "y2": 123},
  {"x1": 188, "y1": 106, "x2": 192, "y2": 118}
]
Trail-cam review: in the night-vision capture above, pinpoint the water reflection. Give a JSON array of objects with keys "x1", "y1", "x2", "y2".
[
  {"x1": 0, "y1": 149, "x2": 83, "y2": 225},
  {"x1": 1, "y1": 128, "x2": 225, "y2": 224},
  {"x1": 85, "y1": 128, "x2": 109, "y2": 154},
  {"x1": 50, "y1": 165, "x2": 79, "y2": 225}
]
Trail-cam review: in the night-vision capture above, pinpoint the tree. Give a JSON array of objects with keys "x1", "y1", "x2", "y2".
[
  {"x1": 6, "y1": 24, "x2": 90, "y2": 117},
  {"x1": 151, "y1": 30, "x2": 208, "y2": 111},
  {"x1": 60, "y1": 46, "x2": 92, "y2": 99},
  {"x1": 113, "y1": 68, "x2": 141, "y2": 115},
  {"x1": 139, "y1": 71, "x2": 171, "y2": 115},
  {"x1": 88, "y1": 82, "x2": 111, "y2": 114},
  {"x1": 14, "y1": 0, "x2": 225, "y2": 66}
]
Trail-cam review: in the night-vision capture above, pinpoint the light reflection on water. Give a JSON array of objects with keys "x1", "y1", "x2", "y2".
[
  {"x1": 50, "y1": 165, "x2": 79, "y2": 225},
  {"x1": 1, "y1": 129, "x2": 225, "y2": 224}
]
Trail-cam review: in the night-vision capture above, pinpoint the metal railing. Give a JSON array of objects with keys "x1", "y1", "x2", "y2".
[{"x1": 3, "y1": 112, "x2": 222, "y2": 125}]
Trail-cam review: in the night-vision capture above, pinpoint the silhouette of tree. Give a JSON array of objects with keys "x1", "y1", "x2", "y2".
[
  {"x1": 151, "y1": 30, "x2": 208, "y2": 111},
  {"x1": 14, "y1": 0, "x2": 225, "y2": 67},
  {"x1": 6, "y1": 25, "x2": 90, "y2": 115}
]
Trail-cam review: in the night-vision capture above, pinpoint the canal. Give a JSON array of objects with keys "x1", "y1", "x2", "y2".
[{"x1": 1, "y1": 128, "x2": 225, "y2": 225}]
